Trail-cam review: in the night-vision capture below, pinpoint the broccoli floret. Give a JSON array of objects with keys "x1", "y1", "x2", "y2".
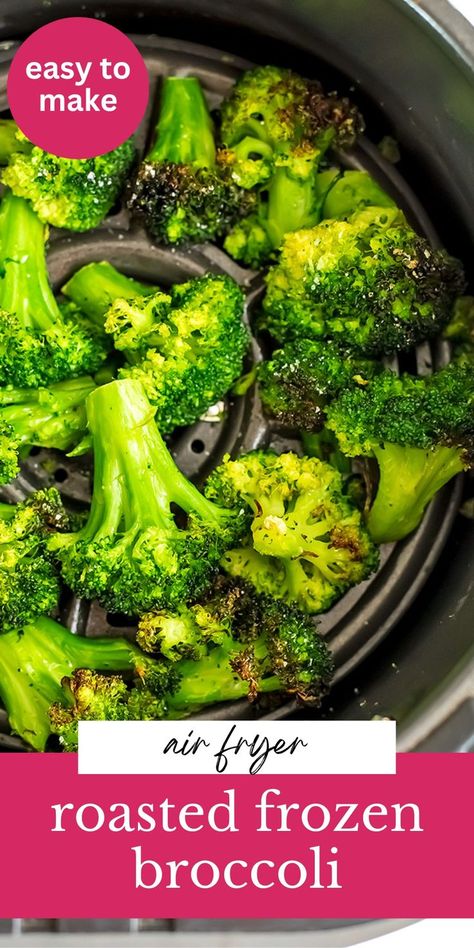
[
  {"x1": 0, "y1": 376, "x2": 96, "y2": 466},
  {"x1": 262, "y1": 207, "x2": 465, "y2": 354},
  {"x1": 443, "y1": 296, "x2": 474, "y2": 359},
  {"x1": 0, "y1": 192, "x2": 107, "y2": 386},
  {"x1": 0, "y1": 489, "x2": 67, "y2": 632},
  {"x1": 64, "y1": 265, "x2": 249, "y2": 434},
  {"x1": 258, "y1": 338, "x2": 379, "y2": 430},
  {"x1": 49, "y1": 669, "x2": 168, "y2": 752},
  {"x1": 326, "y1": 361, "x2": 474, "y2": 542},
  {"x1": 62, "y1": 261, "x2": 159, "y2": 328},
  {"x1": 0, "y1": 615, "x2": 174, "y2": 750},
  {"x1": 205, "y1": 451, "x2": 378, "y2": 614},
  {"x1": 220, "y1": 66, "x2": 364, "y2": 266},
  {"x1": 138, "y1": 576, "x2": 333, "y2": 712},
  {"x1": 128, "y1": 77, "x2": 253, "y2": 245},
  {"x1": 48, "y1": 378, "x2": 250, "y2": 615},
  {"x1": 1, "y1": 126, "x2": 135, "y2": 231}
]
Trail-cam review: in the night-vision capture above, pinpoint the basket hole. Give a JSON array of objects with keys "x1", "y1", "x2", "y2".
[
  {"x1": 106, "y1": 612, "x2": 135, "y2": 627},
  {"x1": 29, "y1": 447, "x2": 41, "y2": 457},
  {"x1": 54, "y1": 468, "x2": 68, "y2": 483},
  {"x1": 191, "y1": 439, "x2": 205, "y2": 454}
]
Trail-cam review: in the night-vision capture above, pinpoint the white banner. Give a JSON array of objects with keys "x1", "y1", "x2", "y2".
[{"x1": 78, "y1": 720, "x2": 396, "y2": 775}]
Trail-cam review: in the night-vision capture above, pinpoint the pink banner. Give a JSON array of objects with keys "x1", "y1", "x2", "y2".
[{"x1": 0, "y1": 753, "x2": 471, "y2": 918}]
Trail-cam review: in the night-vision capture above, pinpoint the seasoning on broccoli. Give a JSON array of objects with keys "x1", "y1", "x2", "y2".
[
  {"x1": 64, "y1": 264, "x2": 250, "y2": 433},
  {"x1": 1, "y1": 124, "x2": 135, "y2": 231},
  {"x1": 261, "y1": 206, "x2": 465, "y2": 354},
  {"x1": 48, "y1": 378, "x2": 250, "y2": 615},
  {"x1": 219, "y1": 65, "x2": 364, "y2": 266},
  {"x1": 205, "y1": 451, "x2": 378, "y2": 614},
  {"x1": 0, "y1": 192, "x2": 107, "y2": 386},
  {"x1": 128, "y1": 76, "x2": 254, "y2": 245},
  {"x1": 327, "y1": 361, "x2": 474, "y2": 542}
]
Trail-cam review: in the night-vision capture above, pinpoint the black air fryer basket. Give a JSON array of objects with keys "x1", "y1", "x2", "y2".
[{"x1": 0, "y1": 0, "x2": 472, "y2": 760}]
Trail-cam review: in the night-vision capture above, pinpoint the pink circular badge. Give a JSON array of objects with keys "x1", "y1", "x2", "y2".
[{"x1": 7, "y1": 17, "x2": 149, "y2": 159}]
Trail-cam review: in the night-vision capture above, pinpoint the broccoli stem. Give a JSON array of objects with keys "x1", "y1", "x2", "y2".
[
  {"x1": 0, "y1": 120, "x2": 31, "y2": 164},
  {"x1": 168, "y1": 636, "x2": 278, "y2": 712},
  {"x1": 264, "y1": 167, "x2": 320, "y2": 248},
  {"x1": 62, "y1": 261, "x2": 158, "y2": 326},
  {"x1": 148, "y1": 77, "x2": 216, "y2": 168},
  {"x1": 368, "y1": 443, "x2": 465, "y2": 543},
  {"x1": 85, "y1": 379, "x2": 232, "y2": 536},
  {"x1": 0, "y1": 616, "x2": 145, "y2": 751},
  {"x1": 0, "y1": 191, "x2": 61, "y2": 331}
]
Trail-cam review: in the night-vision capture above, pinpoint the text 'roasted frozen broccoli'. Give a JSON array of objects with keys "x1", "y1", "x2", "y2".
[
  {"x1": 205, "y1": 451, "x2": 378, "y2": 613},
  {"x1": 128, "y1": 76, "x2": 253, "y2": 245},
  {"x1": 0, "y1": 123, "x2": 135, "y2": 231},
  {"x1": 262, "y1": 207, "x2": 465, "y2": 354},
  {"x1": 220, "y1": 65, "x2": 364, "y2": 266},
  {"x1": 327, "y1": 361, "x2": 474, "y2": 542},
  {"x1": 48, "y1": 378, "x2": 250, "y2": 615},
  {"x1": 0, "y1": 192, "x2": 107, "y2": 386}
]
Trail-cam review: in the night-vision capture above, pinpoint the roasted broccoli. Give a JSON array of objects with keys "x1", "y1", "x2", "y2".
[
  {"x1": 0, "y1": 616, "x2": 174, "y2": 750},
  {"x1": 138, "y1": 575, "x2": 333, "y2": 712},
  {"x1": 326, "y1": 361, "x2": 474, "y2": 542},
  {"x1": 205, "y1": 451, "x2": 378, "y2": 613},
  {"x1": 262, "y1": 206, "x2": 465, "y2": 354},
  {"x1": 48, "y1": 378, "x2": 250, "y2": 615},
  {"x1": 64, "y1": 264, "x2": 249, "y2": 433},
  {"x1": 1, "y1": 124, "x2": 135, "y2": 231},
  {"x1": 128, "y1": 76, "x2": 253, "y2": 245},
  {"x1": 0, "y1": 192, "x2": 107, "y2": 386},
  {"x1": 0, "y1": 490, "x2": 67, "y2": 633},
  {"x1": 258, "y1": 338, "x2": 379, "y2": 430},
  {"x1": 220, "y1": 65, "x2": 363, "y2": 266},
  {"x1": 0, "y1": 376, "x2": 96, "y2": 470}
]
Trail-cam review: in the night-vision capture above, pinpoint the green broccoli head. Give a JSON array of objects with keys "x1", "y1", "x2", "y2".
[
  {"x1": 219, "y1": 65, "x2": 363, "y2": 189},
  {"x1": 258, "y1": 338, "x2": 379, "y2": 430},
  {"x1": 128, "y1": 77, "x2": 253, "y2": 245},
  {"x1": 220, "y1": 66, "x2": 364, "y2": 266},
  {"x1": 0, "y1": 420, "x2": 20, "y2": 483},
  {"x1": 2, "y1": 129, "x2": 135, "y2": 231},
  {"x1": 327, "y1": 361, "x2": 474, "y2": 542},
  {"x1": 48, "y1": 378, "x2": 250, "y2": 616},
  {"x1": 0, "y1": 192, "x2": 107, "y2": 386},
  {"x1": 140, "y1": 576, "x2": 333, "y2": 713},
  {"x1": 103, "y1": 273, "x2": 249, "y2": 433},
  {"x1": 49, "y1": 669, "x2": 170, "y2": 752},
  {"x1": 205, "y1": 451, "x2": 378, "y2": 614},
  {"x1": 262, "y1": 207, "x2": 465, "y2": 354},
  {"x1": 0, "y1": 489, "x2": 67, "y2": 632}
]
